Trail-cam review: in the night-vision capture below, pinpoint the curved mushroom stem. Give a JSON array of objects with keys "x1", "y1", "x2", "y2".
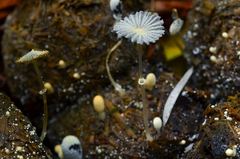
[
  {"x1": 106, "y1": 40, "x2": 125, "y2": 96},
  {"x1": 137, "y1": 44, "x2": 153, "y2": 142},
  {"x1": 32, "y1": 59, "x2": 48, "y2": 141}
]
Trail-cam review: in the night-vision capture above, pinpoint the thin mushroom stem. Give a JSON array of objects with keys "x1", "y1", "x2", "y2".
[
  {"x1": 32, "y1": 60, "x2": 44, "y2": 90},
  {"x1": 106, "y1": 40, "x2": 125, "y2": 96},
  {"x1": 32, "y1": 59, "x2": 48, "y2": 141},
  {"x1": 137, "y1": 44, "x2": 153, "y2": 142},
  {"x1": 137, "y1": 44, "x2": 143, "y2": 79},
  {"x1": 40, "y1": 92, "x2": 48, "y2": 141}
]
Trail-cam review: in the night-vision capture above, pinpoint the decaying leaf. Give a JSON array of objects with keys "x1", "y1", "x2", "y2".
[{"x1": 163, "y1": 67, "x2": 194, "y2": 126}]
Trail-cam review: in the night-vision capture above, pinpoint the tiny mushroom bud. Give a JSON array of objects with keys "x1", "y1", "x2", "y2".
[
  {"x1": 93, "y1": 95, "x2": 105, "y2": 113},
  {"x1": 180, "y1": 140, "x2": 186, "y2": 145},
  {"x1": 225, "y1": 148, "x2": 234, "y2": 157},
  {"x1": 145, "y1": 73, "x2": 156, "y2": 91},
  {"x1": 5, "y1": 149, "x2": 10, "y2": 154},
  {"x1": 55, "y1": 144, "x2": 64, "y2": 159},
  {"x1": 153, "y1": 117, "x2": 162, "y2": 134},
  {"x1": 222, "y1": 32, "x2": 228, "y2": 39},
  {"x1": 58, "y1": 60, "x2": 66, "y2": 68},
  {"x1": 44, "y1": 82, "x2": 54, "y2": 93},
  {"x1": 17, "y1": 146, "x2": 23, "y2": 152},
  {"x1": 6, "y1": 111, "x2": 10, "y2": 117},
  {"x1": 73, "y1": 73, "x2": 80, "y2": 79},
  {"x1": 54, "y1": 145, "x2": 62, "y2": 154},
  {"x1": 210, "y1": 55, "x2": 218, "y2": 63},
  {"x1": 237, "y1": 51, "x2": 240, "y2": 56},
  {"x1": 61, "y1": 135, "x2": 82, "y2": 159},
  {"x1": 169, "y1": 18, "x2": 184, "y2": 35},
  {"x1": 209, "y1": 46, "x2": 217, "y2": 54}
]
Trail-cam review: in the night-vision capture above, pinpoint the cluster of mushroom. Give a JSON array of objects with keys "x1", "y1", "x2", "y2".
[{"x1": 109, "y1": 0, "x2": 165, "y2": 141}]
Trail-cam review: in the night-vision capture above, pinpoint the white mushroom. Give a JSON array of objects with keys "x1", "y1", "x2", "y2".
[
  {"x1": 153, "y1": 117, "x2": 162, "y2": 134},
  {"x1": 44, "y1": 82, "x2": 54, "y2": 93},
  {"x1": 169, "y1": 18, "x2": 184, "y2": 35},
  {"x1": 222, "y1": 32, "x2": 228, "y2": 39},
  {"x1": 145, "y1": 73, "x2": 156, "y2": 91},
  {"x1": 110, "y1": 0, "x2": 123, "y2": 20},
  {"x1": 15, "y1": 49, "x2": 49, "y2": 141},
  {"x1": 61, "y1": 135, "x2": 82, "y2": 159},
  {"x1": 225, "y1": 148, "x2": 235, "y2": 157},
  {"x1": 58, "y1": 60, "x2": 66, "y2": 68},
  {"x1": 93, "y1": 95, "x2": 106, "y2": 120}
]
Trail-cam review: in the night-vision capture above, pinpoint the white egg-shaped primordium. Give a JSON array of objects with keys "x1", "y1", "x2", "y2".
[
  {"x1": 93, "y1": 95, "x2": 105, "y2": 113},
  {"x1": 61, "y1": 135, "x2": 82, "y2": 159},
  {"x1": 145, "y1": 73, "x2": 156, "y2": 91},
  {"x1": 225, "y1": 148, "x2": 234, "y2": 157},
  {"x1": 153, "y1": 117, "x2": 162, "y2": 131},
  {"x1": 44, "y1": 82, "x2": 54, "y2": 93},
  {"x1": 169, "y1": 18, "x2": 183, "y2": 35},
  {"x1": 110, "y1": 0, "x2": 120, "y2": 11}
]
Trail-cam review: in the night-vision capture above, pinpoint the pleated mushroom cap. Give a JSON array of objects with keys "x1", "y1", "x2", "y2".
[
  {"x1": 113, "y1": 11, "x2": 165, "y2": 45},
  {"x1": 15, "y1": 49, "x2": 49, "y2": 63}
]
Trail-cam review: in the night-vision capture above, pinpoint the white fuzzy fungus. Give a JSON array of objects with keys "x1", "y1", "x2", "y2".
[
  {"x1": 110, "y1": 0, "x2": 123, "y2": 20},
  {"x1": 110, "y1": 0, "x2": 120, "y2": 11},
  {"x1": 113, "y1": 11, "x2": 165, "y2": 45},
  {"x1": 61, "y1": 135, "x2": 82, "y2": 159}
]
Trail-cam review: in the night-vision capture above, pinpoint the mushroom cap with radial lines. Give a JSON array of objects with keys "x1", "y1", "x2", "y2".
[
  {"x1": 113, "y1": 11, "x2": 165, "y2": 45},
  {"x1": 15, "y1": 49, "x2": 49, "y2": 63}
]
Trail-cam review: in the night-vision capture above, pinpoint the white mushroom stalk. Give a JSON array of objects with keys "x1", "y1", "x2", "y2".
[
  {"x1": 114, "y1": 11, "x2": 165, "y2": 141},
  {"x1": 15, "y1": 49, "x2": 49, "y2": 141},
  {"x1": 106, "y1": 40, "x2": 125, "y2": 96}
]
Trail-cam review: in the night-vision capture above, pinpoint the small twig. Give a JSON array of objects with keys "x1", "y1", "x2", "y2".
[
  {"x1": 226, "y1": 121, "x2": 239, "y2": 141},
  {"x1": 105, "y1": 99, "x2": 137, "y2": 139}
]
